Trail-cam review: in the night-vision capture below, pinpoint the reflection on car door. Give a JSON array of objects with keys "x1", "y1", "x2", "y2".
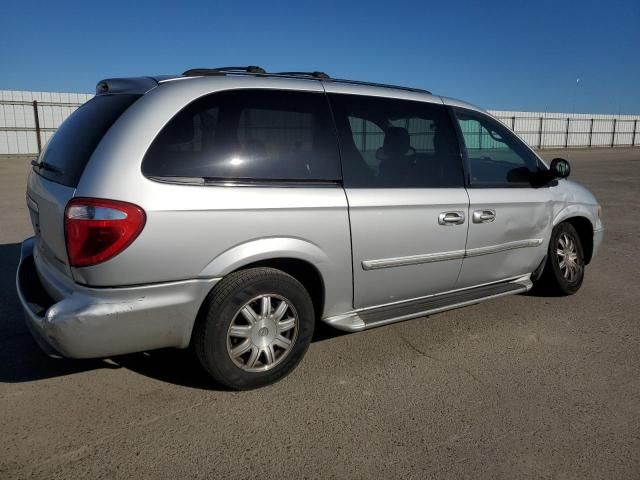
[
  {"x1": 453, "y1": 108, "x2": 553, "y2": 288},
  {"x1": 328, "y1": 91, "x2": 469, "y2": 309}
]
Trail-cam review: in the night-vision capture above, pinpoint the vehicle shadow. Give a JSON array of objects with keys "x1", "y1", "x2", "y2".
[
  {"x1": 0, "y1": 241, "x2": 347, "y2": 390},
  {"x1": 522, "y1": 284, "x2": 565, "y2": 298},
  {"x1": 109, "y1": 317, "x2": 347, "y2": 390}
]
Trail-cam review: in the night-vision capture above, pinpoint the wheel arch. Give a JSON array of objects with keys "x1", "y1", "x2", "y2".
[
  {"x1": 554, "y1": 214, "x2": 595, "y2": 265},
  {"x1": 198, "y1": 237, "x2": 330, "y2": 320},
  {"x1": 230, "y1": 258, "x2": 325, "y2": 321}
]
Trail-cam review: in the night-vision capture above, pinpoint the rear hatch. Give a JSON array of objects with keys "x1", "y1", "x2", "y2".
[{"x1": 27, "y1": 93, "x2": 141, "y2": 279}]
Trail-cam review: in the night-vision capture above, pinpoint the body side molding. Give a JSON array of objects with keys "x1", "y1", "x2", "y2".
[
  {"x1": 361, "y1": 239, "x2": 543, "y2": 271},
  {"x1": 362, "y1": 249, "x2": 465, "y2": 270}
]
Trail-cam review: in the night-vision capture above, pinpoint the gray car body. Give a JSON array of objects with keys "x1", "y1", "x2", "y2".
[{"x1": 17, "y1": 74, "x2": 604, "y2": 358}]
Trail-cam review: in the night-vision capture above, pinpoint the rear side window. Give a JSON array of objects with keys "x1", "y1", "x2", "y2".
[
  {"x1": 142, "y1": 90, "x2": 341, "y2": 182},
  {"x1": 36, "y1": 94, "x2": 140, "y2": 187},
  {"x1": 329, "y1": 93, "x2": 464, "y2": 188}
]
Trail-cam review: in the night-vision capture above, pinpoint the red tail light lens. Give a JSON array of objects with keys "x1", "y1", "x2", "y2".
[{"x1": 64, "y1": 198, "x2": 146, "y2": 267}]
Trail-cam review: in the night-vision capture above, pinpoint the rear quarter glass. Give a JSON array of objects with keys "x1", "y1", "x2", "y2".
[
  {"x1": 35, "y1": 94, "x2": 141, "y2": 187},
  {"x1": 141, "y1": 89, "x2": 341, "y2": 182}
]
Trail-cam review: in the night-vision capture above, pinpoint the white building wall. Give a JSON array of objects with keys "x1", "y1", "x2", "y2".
[
  {"x1": 0, "y1": 90, "x2": 638, "y2": 155},
  {"x1": 0, "y1": 90, "x2": 93, "y2": 155},
  {"x1": 489, "y1": 110, "x2": 640, "y2": 149}
]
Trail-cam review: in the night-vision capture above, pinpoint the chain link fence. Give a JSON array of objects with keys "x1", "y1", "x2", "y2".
[{"x1": 1, "y1": 90, "x2": 638, "y2": 155}]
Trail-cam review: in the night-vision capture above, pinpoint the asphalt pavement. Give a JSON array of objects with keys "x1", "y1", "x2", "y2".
[{"x1": 0, "y1": 148, "x2": 639, "y2": 479}]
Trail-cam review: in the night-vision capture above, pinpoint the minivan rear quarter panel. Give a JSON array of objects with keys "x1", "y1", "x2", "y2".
[{"x1": 72, "y1": 77, "x2": 354, "y2": 318}]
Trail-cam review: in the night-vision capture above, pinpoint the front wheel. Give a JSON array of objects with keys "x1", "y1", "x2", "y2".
[
  {"x1": 538, "y1": 222, "x2": 585, "y2": 295},
  {"x1": 193, "y1": 267, "x2": 314, "y2": 390}
]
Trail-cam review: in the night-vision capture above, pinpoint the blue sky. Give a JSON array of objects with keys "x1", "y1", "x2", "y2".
[{"x1": 1, "y1": 0, "x2": 638, "y2": 113}]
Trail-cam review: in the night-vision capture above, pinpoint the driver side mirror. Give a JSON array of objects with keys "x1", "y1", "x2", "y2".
[{"x1": 550, "y1": 158, "x2": 571, "y2": 179}]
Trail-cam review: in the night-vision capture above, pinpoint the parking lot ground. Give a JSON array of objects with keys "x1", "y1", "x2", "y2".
[{"x1": 1, "y1": 148, "x2": 639, "y2": 479}]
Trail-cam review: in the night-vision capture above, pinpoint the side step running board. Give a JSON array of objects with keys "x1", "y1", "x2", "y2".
[{"x1": 324, "y1": 277, "x2": 531, "y2": 332}]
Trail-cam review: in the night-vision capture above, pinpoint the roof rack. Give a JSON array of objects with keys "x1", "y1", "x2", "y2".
[
  {"x1": 274, "y1": 71, "x2": 330, "y2": 80},
  {"x1": 180, "y1": 67, "x2": 431, "y2": 95},
  {"x1": 183, "y1": 66, "x2": 266, "y2": 76},
  {"x1": 330, "y1": 78, "x2": 431, "y2": 95}
]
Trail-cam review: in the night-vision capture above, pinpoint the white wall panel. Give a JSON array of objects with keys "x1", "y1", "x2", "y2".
[
  {"x1": 0, "y1": 90, "x2": 92, "y2": 154},
  {"x1": 490, "y1": 110, "x2": 639, "y2": 150},
  {"x1": 0, "y1": 132, "x2": 9, "y2": 154},
  {"x1": 6, "y1": 131, "x2": 18, "y2": 154}
]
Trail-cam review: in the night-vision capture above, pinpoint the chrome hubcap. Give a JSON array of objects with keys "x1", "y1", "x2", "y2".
[
  {"x1": 556, "y1": 233, "x2": 582, "y2": 282},
  {"x1": 226, "y1": 294, "x2": 298, "y2": 372}
]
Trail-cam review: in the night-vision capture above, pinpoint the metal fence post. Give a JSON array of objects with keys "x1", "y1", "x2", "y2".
[
  {"x1": 511, "y1": 116, "x2": 516, "y2": 131},
  {"x1": 32, "y1": 100, "x2": 42, "y2": 153},
  {"x1": 633, "y1": 119, "x2": 638, "y2": 147},
  {"x1": 611, "y1": 118, "x2": 617, "y2": 147},
  {"x1": 565, "y1": 117, "x2": 570, "y2": 148},
  {"x1": 538, "y1": 117, "x2": 543, "y2": 149},
  {"x1": 588, "y1": 118, "x2": 594, "y2": 148}
]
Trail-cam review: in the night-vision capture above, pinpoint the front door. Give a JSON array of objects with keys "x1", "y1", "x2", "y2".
[
  {"x1": 327, "y1": 91, "x2": 469, "y2": 309},
  {"x1": 452, "y1": 107, "x2": 553, "y2": 288}
]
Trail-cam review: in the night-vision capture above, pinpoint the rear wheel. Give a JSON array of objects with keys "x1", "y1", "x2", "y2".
[
  {"x1": 538, "y1": 222, "x2": 585, "y2": 295},
  {"x1": 194, "y1": 267, "x2": 314, "y2": 390}
]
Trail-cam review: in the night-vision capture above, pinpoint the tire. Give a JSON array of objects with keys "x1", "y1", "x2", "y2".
[
  {"x1": 538, "y1": 222, "x2": 585, "y2": 296},
  {"x1": 193, "y1": 267, "x2": 314, "y2": 390}
]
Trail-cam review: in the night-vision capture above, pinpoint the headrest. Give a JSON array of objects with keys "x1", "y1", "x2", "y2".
[{"x1": 382, "y1": 127, "x2": 411, "y2": 157}]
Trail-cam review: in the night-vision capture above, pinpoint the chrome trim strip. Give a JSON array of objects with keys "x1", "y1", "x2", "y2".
[
  {"x1": 465, "y1": 238, "x2": 543, "y2": 258},
  {"x1": 361, "y1": 239, "x2": 543, "y2": 271},
  {"x1": 149, "y1": 176, "x2": 342, "y2": 188},
  {"x1": 362, "y1": 250, "x2": 465, "y2": 271}
]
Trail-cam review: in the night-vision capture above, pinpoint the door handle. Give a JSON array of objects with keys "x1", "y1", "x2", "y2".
[
  {"x1": 472, "y1": 209, "x2": 496, "y2": 223},
  {"x1": 438, "y1": 211, "x2": 465, "y2": 226}
]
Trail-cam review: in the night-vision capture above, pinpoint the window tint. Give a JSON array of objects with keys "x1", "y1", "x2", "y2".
[
  {"x1": 454, "y1": 109, "x2": 540, "y2": 186},
  {"x1": 143, "y1": 90, "x2": 341, "y2": 182},
  {"x1": 36, "y1": 94, "x2": 140, "y2": 187},
  {"x1": 329, "y1": 94, "x2": 463, "y2": 188},
  {"x1": 348, "y1": 117, "x2": 384, "y2": 174}
]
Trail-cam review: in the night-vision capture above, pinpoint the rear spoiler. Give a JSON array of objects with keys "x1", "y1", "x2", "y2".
[{"x1": 95, "y1": 76, "x2": 161, "y2": 95}]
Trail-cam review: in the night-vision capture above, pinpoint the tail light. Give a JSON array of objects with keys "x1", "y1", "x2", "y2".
[{"x1": 64, "y1": 198, "x2": 146, "y2": 267}]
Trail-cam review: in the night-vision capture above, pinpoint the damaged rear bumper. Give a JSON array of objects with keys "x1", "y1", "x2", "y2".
[{"x1": 16, "y1": 237, "x2": 220, "y2": 359}]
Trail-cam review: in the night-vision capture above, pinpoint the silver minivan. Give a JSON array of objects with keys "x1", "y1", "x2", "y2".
[{"x1": 17, "y1": 67, "x2": 604, "y2": 389}]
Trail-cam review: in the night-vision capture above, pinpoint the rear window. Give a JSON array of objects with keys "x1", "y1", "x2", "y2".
[
  {"x1": 142, "y1": 89, "x2": 341, "y2": 182},
  {"x1": 35, "y1": 94, "x2": 140, "y2": 187}
]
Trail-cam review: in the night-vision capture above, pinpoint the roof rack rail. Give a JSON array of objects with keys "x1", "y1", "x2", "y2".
[
  {"x1": 330, "y1": 78, "x2": 431, "y2": 95},
  {"x1": 183, "y1": 66, "x2": 266, "y2": 76},
  {"x1": 274, "y1": 71, "x2": 331, "y2": 80},
  {"x1": 179, "y1": 67, "x2": 432, "y2": 95}
]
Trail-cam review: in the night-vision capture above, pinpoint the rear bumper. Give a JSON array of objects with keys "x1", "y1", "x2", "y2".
[{"x1": 16, "y1": 237, "x2": 220, "y2": 359}]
